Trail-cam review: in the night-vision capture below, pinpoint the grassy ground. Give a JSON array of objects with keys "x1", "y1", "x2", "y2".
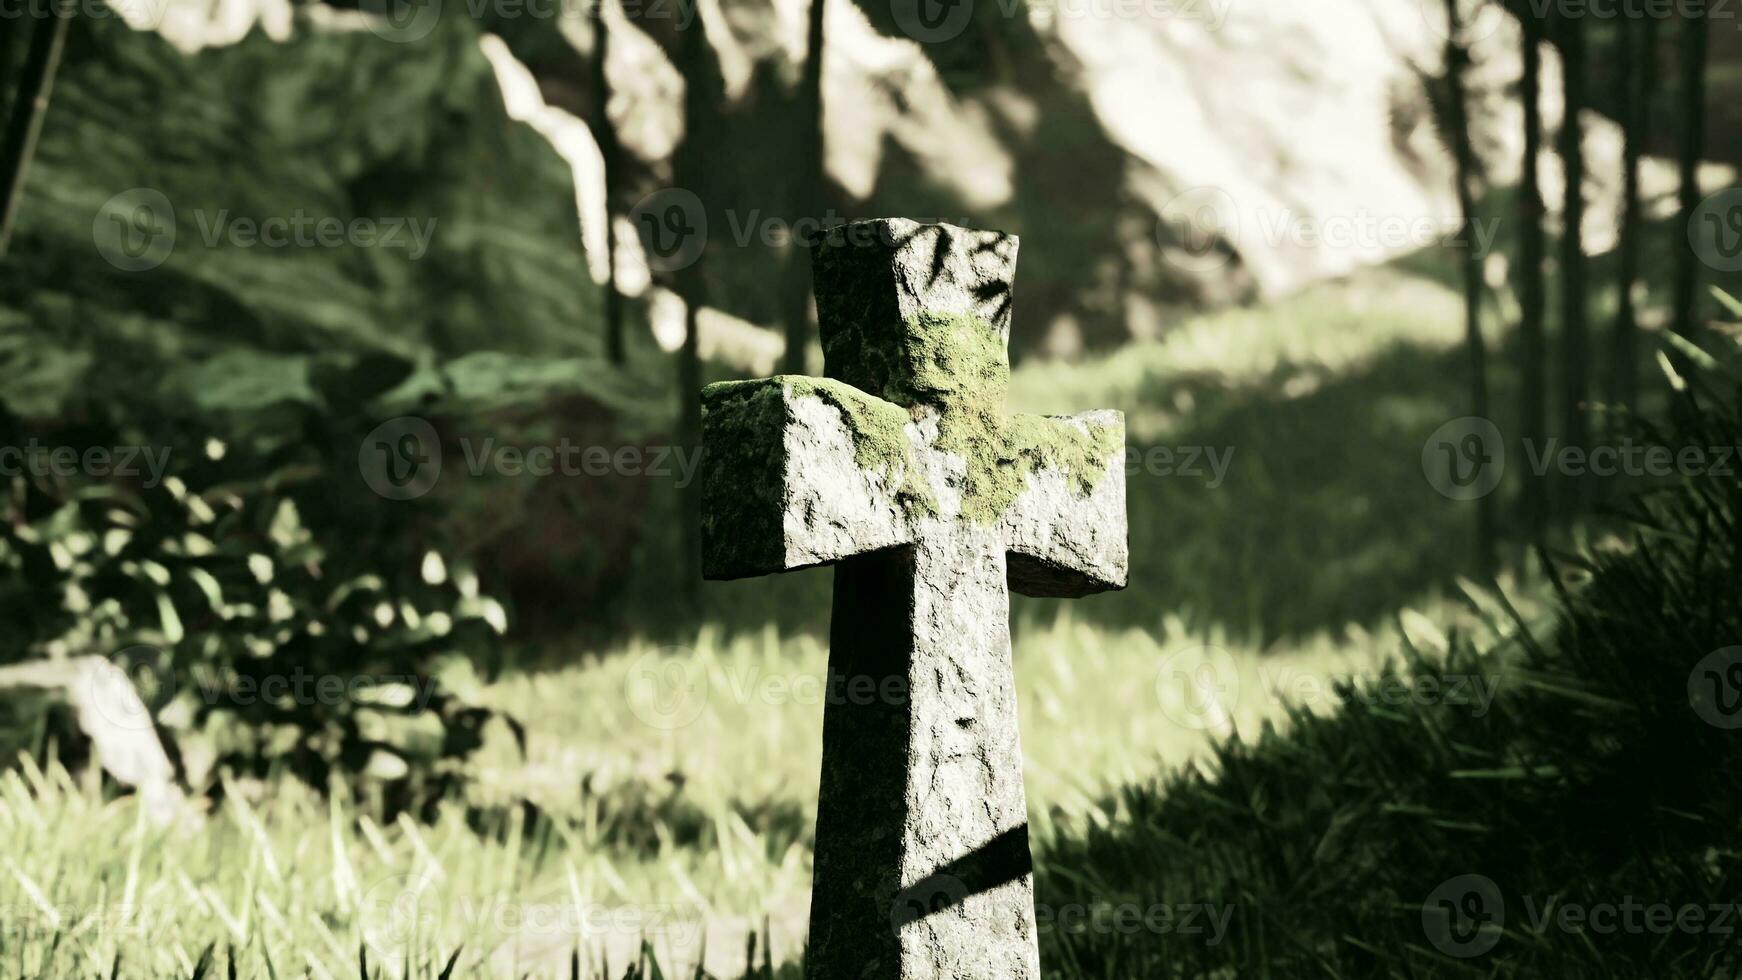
[
  {"x1": 4, "y1": 217, "x2": 1722, "y2": 975},
  {"x1": 1035, "y1": 354, "x2": 1742, "y2": 976},
  {"x1": 2, "y1": 603, "x2": 1502, "y2": 978}
]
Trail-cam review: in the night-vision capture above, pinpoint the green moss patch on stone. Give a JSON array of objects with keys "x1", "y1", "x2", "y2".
[
  {"x1": 704, "y1": 376, "x2": 938, "y2": 518},
  {"x1": 1006, "y1": 412, "x2": 1124, "y2": 496},
  {"x1": 887, "y1": 311, "x2": 1012, "y2": 524},
  {"x1": 885, "y1": 311, "x2": 1011, "y2": 408},
  {"x1": 780, "y1": 376, "x2": 941, "y2": 519},
  {"x1": 704, "y1": 316, "x2": 1122, "y2": 532},
  {"x1": 778, "y1": 376, "x2": 911, "y2": 477},
  {"x1": 883, "y1": 311, "x2": 1121, "y2": 525}
]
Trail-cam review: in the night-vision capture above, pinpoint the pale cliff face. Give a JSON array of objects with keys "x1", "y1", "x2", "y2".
[{"x1": 120, "y1": 0, "x2": 1669, "y2": 358}]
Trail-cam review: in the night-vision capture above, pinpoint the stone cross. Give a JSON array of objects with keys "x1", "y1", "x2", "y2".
[{"x1": 699, "y1": 219, "x2": 1128, "y2": 977}]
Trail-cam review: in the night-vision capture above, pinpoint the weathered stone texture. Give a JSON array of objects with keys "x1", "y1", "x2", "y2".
[
  {"x1": 700, "y1": 378, "x2": 916, "y2": 579},
  {"x1": 813, "y1": 219, "x2": 1019, "y2": 405},
  {"x1": 1003, "y1": 410, "x2": 1129, "y2": 598},
  {"x1": 698, "y1": 220, "x2": 1128, "y2": 979}
]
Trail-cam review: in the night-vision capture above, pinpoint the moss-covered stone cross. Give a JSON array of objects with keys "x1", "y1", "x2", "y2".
[{"x1": 699, "y1": 218, "x2": 1128, "y2": 978}]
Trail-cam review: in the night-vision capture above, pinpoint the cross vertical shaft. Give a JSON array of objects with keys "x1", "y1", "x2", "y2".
[{"x1": 810, "y1": 522, "x2": 1037, "y2": 976}]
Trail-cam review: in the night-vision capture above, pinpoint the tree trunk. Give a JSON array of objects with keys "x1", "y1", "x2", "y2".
[
  {"x1": 781, "y1": 0, "x2": 826, "y2": 375},
  {"x1": 1672, "y1": 7, "x2": 1707, "y2": 346},
  {"x1": 1557, "y1": 16, "x2": 1589, "y2": 510},
  {"x1": 1444, "y1": 0, "x2": 1495, "y2": 577},
  {"x1": 0, "y1": 18, "x2": 20, "y2": 125},
  {"x1": 0, "y1": 0, "x2": 73, "y2": 258},
  {"x1": 593, "y1": 2, "x2": 625, "y2": 364},
  {"x1": 1516, "y1": 7, "x2": 1548, "y2": 550},
  {"x1": 679, "y1": 279, "x2": 703, "y2": 592},
  {"x1": 1610, "y1": 16, "x2": 1653, "y2": 421},
  {"x1": 675, "y1": 4, "x2": 709, "y2": 599}
]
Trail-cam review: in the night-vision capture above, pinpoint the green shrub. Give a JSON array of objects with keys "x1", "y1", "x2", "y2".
[{"x1": 0, "y1": 382, "x2": 517, "y2": 806}]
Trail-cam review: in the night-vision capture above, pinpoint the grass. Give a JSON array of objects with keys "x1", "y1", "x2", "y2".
[
  {"x1": 0, "y1": 601, "x2": 1508, "y2": 978},
  {"x1": 1035, "y1": 364, "x2": 1742, "y2": 976}
]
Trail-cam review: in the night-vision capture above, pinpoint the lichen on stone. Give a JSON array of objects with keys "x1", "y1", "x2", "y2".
[
  {"x1": 882, "y1": 311, "x2": 1122, "y2": 525},
  {"x1": 704, "y1": 376, "x2": 941, "y2": 522},
  {"x1": 777, "y1": 376, "x2": 911, "y2": 475},
  {"x1": 781, "y1": 377, "x2": 942, "y2": 518},
  {"x1": 704, "y1": 310, "x2": 1122, "y2": 534},
  {"x1": 1005, "y1": 412, "x2": 1124, "y2": 497},
  {"x1": 883, "y1": 311, "x2": 1010, "y2": 409}
]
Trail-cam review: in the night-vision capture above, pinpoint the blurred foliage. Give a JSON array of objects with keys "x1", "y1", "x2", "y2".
[
  {"x1": 1033, "y1": 313, "x2": 1742, "y2": 976},
  {"x1": 1, "y1": 10, "x2": 610, "y2": 377},
  {"x1": 0, "y1": 9, "x2": 691, "y2": 640},
  {"x1": 0, "y1": 382, "x2": 522, "y2": 802},
  {"x1": 0, "y1": 9, "x2": 722, "y2": 799}
]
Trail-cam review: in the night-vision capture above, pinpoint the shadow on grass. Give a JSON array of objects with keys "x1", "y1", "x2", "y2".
[
  {"x1": 1019, "y1": 336, "x2": 1482, "y2": 641},
  {"x1": 624, "y1": 197, "x2": 1742, "y2": 652},
  {"x1": 679, "y1": 327, "x2": 1568, "y2": 646},
  {"x1": 1030, "y1": 430, "x2": 1742, "y2": 974},
  {"x1": 668, "y1": 331, "x2": 1486, "y2": 647}
]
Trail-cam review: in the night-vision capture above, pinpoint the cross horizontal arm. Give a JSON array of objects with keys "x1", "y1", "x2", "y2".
[
  {"x1": 1001, "y1": 410, "x2": 1129, "y2": 598},
  {"x1": 700, "y1": 376, "x2": 920, "y2": 580}
]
